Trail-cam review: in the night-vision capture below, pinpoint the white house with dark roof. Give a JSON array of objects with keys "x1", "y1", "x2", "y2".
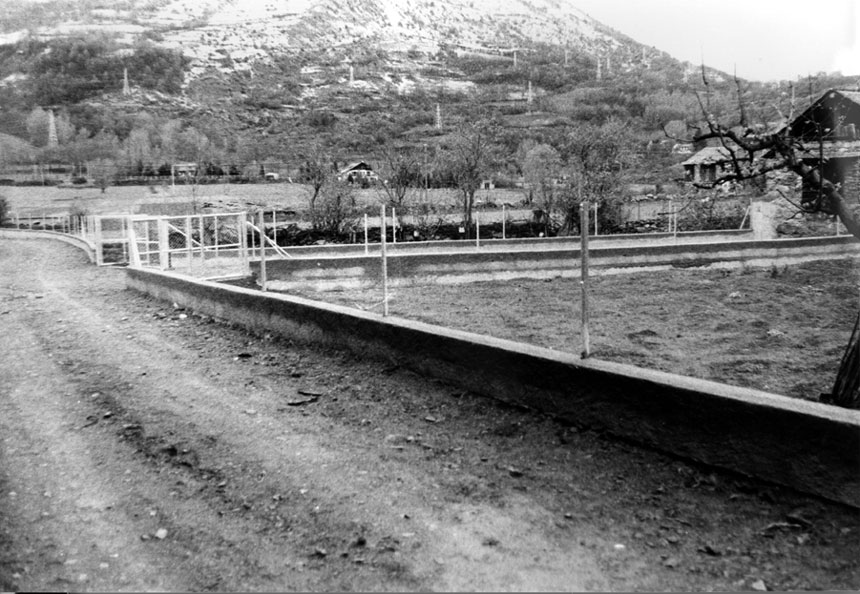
[{"x1": 337, "y1": 161, "x2": 379, "y2": 183}]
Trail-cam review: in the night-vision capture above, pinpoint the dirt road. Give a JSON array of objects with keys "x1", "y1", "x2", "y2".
[{"x1": 1, "y1": 238, "x2": 858, "y2": 592}]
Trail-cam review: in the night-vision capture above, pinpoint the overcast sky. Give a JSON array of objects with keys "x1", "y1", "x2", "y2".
[{"x1": 573, "y1": 0, "x2": 859, "y2": 82}]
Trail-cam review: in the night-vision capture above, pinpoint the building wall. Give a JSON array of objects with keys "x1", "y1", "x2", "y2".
[
  {"x1": 803, "y1": 156, "x2": 860, "y2": 202},
  {"x1": 844, "y1": 156, "x2": 860, "y2": 197}
]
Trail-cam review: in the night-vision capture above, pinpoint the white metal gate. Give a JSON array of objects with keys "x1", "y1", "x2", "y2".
[{"x1": 127, "y1": 212, "x2": 250, "y2": 279}]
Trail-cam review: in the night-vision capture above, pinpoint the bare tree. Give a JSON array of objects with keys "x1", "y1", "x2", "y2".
[
  {"x1": 88, "y1": 158, "x2": 118, "y2": 193},
  {"x1": 682, "y1": 71, "x2": 860, "y2": 408},
  {"x1": 685, "y1": 72, "x2": 860, "y2": 238},
  {"x1": 309, "y1": 180, "x2": 360, "y2": 240},
  {"x1": 521, "y1": 143, "x2": 564, "y2": 234},
  {"x1": 443, "y1": 120, "x2": 500, "y2": 238},
  {"x1": 376, "y1": 145, "x2": 421, "y2": 211},
  {"x1": 297, "y1": 142, "x2": 334, "y2": 214},
  {"x1": 557, "y1": 118, "x2": 636, "y2": 234}
]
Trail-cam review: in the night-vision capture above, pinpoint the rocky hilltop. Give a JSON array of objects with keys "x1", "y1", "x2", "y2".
[{"x1": 3, "y1": 0, "x2": 687, "y2": 87}]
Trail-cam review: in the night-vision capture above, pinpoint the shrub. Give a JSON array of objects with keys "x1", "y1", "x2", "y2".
[{"x1": 0, "y1": 195, "x2": 8, "y2": 225}]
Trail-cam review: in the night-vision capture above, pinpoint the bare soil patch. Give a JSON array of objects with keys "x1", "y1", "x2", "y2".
[
  {"x1": 287, "y1": 258, "x2": 860, "y2": 402},
  {"x1": 1, "y1": 183, "x2": 487, "y2": 217},
  {"x1": 1, "y1": 239, "x2": 858, "y2": 591}
]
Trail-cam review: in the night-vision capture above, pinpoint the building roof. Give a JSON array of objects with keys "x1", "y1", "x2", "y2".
[
  {"x1": 338, "y1": 161, "x2": 373, "y2": 175},
  {"x1": 787, "y1": 89, "x2": 860, "y2": 140},
  {"x1": 681, "y1": 146, "x2": 733, "y2": 166}
]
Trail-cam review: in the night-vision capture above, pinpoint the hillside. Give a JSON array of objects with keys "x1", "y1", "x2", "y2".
[
  {"x1": 2, "y1": 0, "x2": 856, "y2": 197},
  {"x1": 0, "y1": 0, "x2": 700, "y2": 91}
]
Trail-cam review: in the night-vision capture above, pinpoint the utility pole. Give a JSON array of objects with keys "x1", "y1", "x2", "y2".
[{"x1": 47, "y1": 109, "x2": 58, "y2": 148}]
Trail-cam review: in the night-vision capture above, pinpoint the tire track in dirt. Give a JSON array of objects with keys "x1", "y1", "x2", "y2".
[{"x1": 0, "y1": 289, "x2": 199, "y2": 591}]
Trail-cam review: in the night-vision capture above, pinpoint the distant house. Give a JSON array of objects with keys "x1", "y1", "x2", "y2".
[
  {"x1": 337, "y1": 161, "x2": 379, "y2": 184},
  {"x1": 172, "y1": 162, "x2": 198, "y2": 177},
  {"x1": 784, "y1": 89, "x2": 860, "y2": 203},
  {"x1": 671, "y1": 142, "x2": 694, "y2": 155},
  {"x1": 681, "y1": 146, "x2": 734, "y2": 184}
]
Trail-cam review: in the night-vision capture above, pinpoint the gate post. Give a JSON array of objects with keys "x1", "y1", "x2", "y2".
[
  {"x1": 94, "y1": 216, "x2": 104, "y2": 265},
  {"x1": 157, "y1": 217, "x2": 170, "y2": 271}
]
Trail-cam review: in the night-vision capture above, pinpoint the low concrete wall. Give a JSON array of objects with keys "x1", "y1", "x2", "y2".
[
  {"x1": 127, "y1": 266, "x2": 860, "y2": 508},
  {"x1": 277, "y1": 229, "x2": 754, "y2": 258},
  {"x1": 255, "y1": 235, "x2": 860, "y2": 291},
  {"x1": 0, "y1": 228, "x2": 96, "y2": 263}
]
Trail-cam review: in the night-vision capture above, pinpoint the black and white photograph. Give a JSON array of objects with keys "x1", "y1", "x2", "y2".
[{"x1": 0, "y1": 0, "x2": 858, "y2": 591}]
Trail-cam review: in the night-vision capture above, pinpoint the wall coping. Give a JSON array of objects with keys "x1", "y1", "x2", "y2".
[{"x1": 0, "y1": 228, "x2": 96, "y2": 263}]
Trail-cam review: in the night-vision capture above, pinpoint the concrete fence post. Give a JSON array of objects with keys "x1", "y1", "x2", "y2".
[
  {"x1": 185, "y1": 216, "x2": 193, "y2": 274},
  {"x1": 94, "y1": 216, "x2": 104, "y2": 265},
  {"x1": 157, "y1": 218, "x2": 170, "y2": 271},
  {"x1": 214, "y1": 214, "x2": 220, "y2": 257},
  {"x1": 198, "y1": 214, "x2": 205, "y2": 265},
  {"x1": 240, "y1": 214, "x2": 249, "y2": 275},
  {"x1": 127, "y1": 224, "x2": 141, "y2": 268},
  {"x1": 381, "y1": 204, "x2": 389, "y2": 317},
  {"x1": 258, "y1": 210, "x2": 267, "y2": 292},
  {"x1": 750, "y1": 202, "x2": 779, "y2": 240},
  {"x1": 502, "y1": 204, "x2": 506, "y2": 239}
]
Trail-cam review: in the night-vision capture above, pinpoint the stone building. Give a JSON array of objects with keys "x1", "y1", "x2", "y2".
[
  {"x1": 786, "y1": 89, "x2": 860, "y2": 203},
  {"x1": 681, "y1": 146, "x2": 733, "y2": 184}
]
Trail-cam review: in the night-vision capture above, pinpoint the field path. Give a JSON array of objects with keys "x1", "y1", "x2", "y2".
[{"x1": 1, "y1": 238, "x2": 858, "y2": 591}]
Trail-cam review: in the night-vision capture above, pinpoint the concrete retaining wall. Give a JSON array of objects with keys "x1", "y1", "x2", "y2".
[
  {"x1": 255, "y1": 235, "x2": 860, "y2": 291},
  {"x1": 0, "y1": 228, "x2": 95, "y2": 263},
  {"x1": 126, "y1": 266, "x2": 860, "y2": 508}
]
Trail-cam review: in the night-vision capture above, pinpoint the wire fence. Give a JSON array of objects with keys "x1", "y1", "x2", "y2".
[{"x1": 5, "y1": 204, "x2": 855, "y2": 406}]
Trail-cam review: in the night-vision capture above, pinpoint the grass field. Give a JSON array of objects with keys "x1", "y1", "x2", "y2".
[
  {"x1": 285, "y1": 258, "x2": 860, "y2": 402},
  {"x1": 0, "y1": 182, "x2": 523, "y2": 218}
]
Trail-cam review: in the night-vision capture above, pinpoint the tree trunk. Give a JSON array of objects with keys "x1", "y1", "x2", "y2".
[
  {"x1": 781, "y1": 146, "x2": 860, "y2": 240},
  {"x1": 828, "y1": 312, "x2": 860, "y2": 409},
  {"x1": 462, "y1": 190, "x2": 474, "y2": 239}
]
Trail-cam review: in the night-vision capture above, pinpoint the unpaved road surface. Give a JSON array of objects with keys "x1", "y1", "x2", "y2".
[{"x1": 1, "y1": 238, "x2": 858, "y2": 592}]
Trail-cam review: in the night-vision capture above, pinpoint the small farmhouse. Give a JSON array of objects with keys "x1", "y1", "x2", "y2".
[
  {"x1": 785, "y1": 89, "x2": 860, "y2": 203},
  {"x1": 337, "y1": 161, "x2": 379, "y2": 184},
  {"x1": 172, "y1": 162, "x2": 198, "y2": 177},
  {"x1": 681, "y1": 146, "x2": 733, "y2": 183}
]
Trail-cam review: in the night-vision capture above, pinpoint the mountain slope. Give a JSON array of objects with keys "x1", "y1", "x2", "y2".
[{"x1": 4, "y1": 0, "x2": 666, "y2": 78}]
